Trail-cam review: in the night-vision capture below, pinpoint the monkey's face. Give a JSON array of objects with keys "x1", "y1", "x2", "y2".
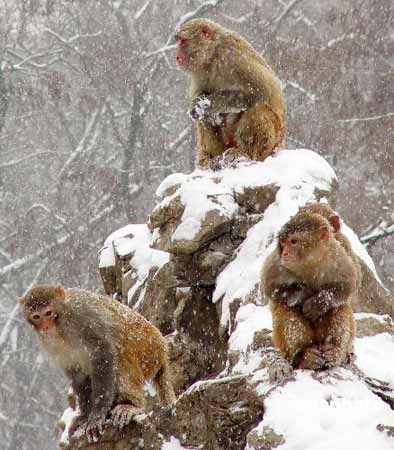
[
  {"x1": 20, "y1": 284, "x2": 66, "y2": 337},
  {"x1": 175, "y1": 20, "x2": 217, "y2": 72},
  {"x1": 28, "y1": 305, "x2": 59, "y2": 336},
  {"x1": 280, "y1": 227, "x2": 329, "y2": 272}
]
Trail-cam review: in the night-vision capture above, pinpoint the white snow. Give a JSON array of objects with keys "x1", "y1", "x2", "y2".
[
  {"x1": 229, "y1": 304, "x2": 272, "y2": 374},
  {"x1": 59, "y1": 407, "x2": 78, "y2": 446},
  {"x1": 212, "y1": 149, "x2": 336, "y2": 329},
  {"x1": 161, "y1": 436, "x2": 191, "y2": 450},
  {"x1": 156, "y1": 173, "x2": 189, "y2": 198},
  {"x1": 98, "y1": 223, "x2": 169, "y2": 278},
  {"x1": 156, "y1": 174, "x2": 239, "y2": 242},
  {"x1": 252, "y1": 370, "x2": 394, "y2": 450},
  {"x1": 95, "y1": 149, "x2": 394, "y2": 450},
  {"x1": 355, "y1": 333, "x2": 394, "y2": 386},
  {"x1": 341, "y1": 222, "x2": 382, "y2": 283},
  {"x1": 154, "y1": 149, "x2": 335, "y2": 247},
  {"x1": 229, "y1": 304, "x2": 272, "y2": 352},
  {"x1": 355, "y1": 312, "x2": 392, "y2": 323},
  {"x1": 153, "y1": 149, "x2": 386, "y2": 332}
]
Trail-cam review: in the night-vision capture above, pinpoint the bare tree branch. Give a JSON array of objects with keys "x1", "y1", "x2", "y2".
[
  {"x1": 361, "y1": 221, "x2": 394, "y2": 247},
  {"x1": 338, "y1": 112, "x2": 394, "y2": 124}
]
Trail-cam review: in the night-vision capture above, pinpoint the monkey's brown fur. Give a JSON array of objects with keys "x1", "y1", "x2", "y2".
[
  {"x1": 20, "y1": 285, "x2": 175, "y2": 442},
  {"x1": 270, "y1": 302, "x2": 355, "y2": 369},
  {"x1": 175, "y1": 18, "x2": 286, "y2": 168},
  {"x1": 262, "y1": 211, "x2": 357, "y2": 369}
]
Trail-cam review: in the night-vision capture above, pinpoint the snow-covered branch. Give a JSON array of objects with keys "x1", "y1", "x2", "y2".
[
  {"x1": 57, "y1": 104, "x2": 104, "y2": 181},
  {"x1": 0, "y1": 151, "x2": 56, "y2": 169},
  {"x1": 273, "y1": 0, "x2": 305, "y2": 31},
  {"x1": 338, "y1": 112, "x2": 394, "y2": 124},
  {"x1": 361, "y1": 221, "x2": 394, "y2": 247},
  {"x1": 6, "y1": 48, "x2": 63, "y2": 69}
]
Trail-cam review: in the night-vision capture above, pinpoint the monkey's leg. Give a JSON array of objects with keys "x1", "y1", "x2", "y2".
[
  {"x1": 153, "y1": 362, "x2": 176, "y2": 406},
  {"x1": 235, "y1": 102, "x2": 285, "y2": 161},
  {"x1": 67, "y1": 372, "x2": 92, "y2": 436},
  {"x1": 111, "y1": 369, "x2": 146, "y2": 429},
  {"x1": 85, "y1": 349, "x2": 116, "y2": 443},
  {"x1": 196, "y1": 121, "x2": 226, "y2": 168},
  {"x1": 111, "y1": 402, "x2": 145, "y2": 429},
  {"x1": 297, "y1": 346, "x2": 327, "y2": 370},
  {"x1": 317, "y1": 304, "x2": 355, "y2": 367},
  {"x1": 270, "y1": 302, "x2": 314, "y2": 366}
]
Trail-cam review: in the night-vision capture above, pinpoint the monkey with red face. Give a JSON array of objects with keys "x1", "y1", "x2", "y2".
[
  {"x1": 175, "y1": 18, "x2": 286, "y2": 169},
  {"x1": 20, "y1": 285, "x2": 175, "y2": 443},
  {"x1": 262, "y1": 209, "x2": 357, "y2": 371}
]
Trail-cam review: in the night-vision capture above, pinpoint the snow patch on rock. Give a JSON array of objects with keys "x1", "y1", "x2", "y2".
[
  {"x1": 98, "y1": 223, "x2": 169, "y2": 276},
  {"x1": 253, "y1": 370, "x2": 394, "y2": 450},
  {"x1": 355, "y1": 333, "x2": 394, "y2": 386}
]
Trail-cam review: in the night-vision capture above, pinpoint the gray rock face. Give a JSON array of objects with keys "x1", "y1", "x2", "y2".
[{"x1": 66, "y1": 152, "x2": 394, "y2": 450}]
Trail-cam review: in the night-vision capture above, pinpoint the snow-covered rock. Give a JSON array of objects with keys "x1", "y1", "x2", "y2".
[{"x1": 64, "y1": 150, "x2": 394, "y2": 450}]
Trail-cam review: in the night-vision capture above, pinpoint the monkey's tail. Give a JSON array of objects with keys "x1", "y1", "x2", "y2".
[{"x1": 154, "y1": 362, "x2": 176, "y2": 406}]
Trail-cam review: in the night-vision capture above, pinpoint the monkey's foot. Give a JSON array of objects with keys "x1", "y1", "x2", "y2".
[
  {"x1": 209, "y1": 155, "x2": 225, "y2": 171},
  {"x1": 85, "y1": 414, "x2": 106, "y2": 443},
  {"x1": 320, "y1": 343, "x2": 342, "y2": 368},
  {"x1": 111, "y1": 404, "x2": 144, "y2": 429},
  {"x1": 68, "y1": 414, "x2": 88, "y2": 437},
  {"x1": 298, "y1": 346, "x2": 326, "y2": 370},
  {"x1": 209, "y1": 150, "x2": 247, "y2": 171}
]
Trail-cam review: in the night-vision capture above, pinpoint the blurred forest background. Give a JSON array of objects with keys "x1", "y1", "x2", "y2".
[{"x1": 0, "y1": 0, "x2": 392, "y2": 448}]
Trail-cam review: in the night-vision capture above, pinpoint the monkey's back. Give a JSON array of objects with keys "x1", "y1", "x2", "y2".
[
  {"x1": 65, "y1": 290, "x2": 168, "y2": 382},
  {"x1": 219, "y1": 32, "x2": 286, "y2": 119}
]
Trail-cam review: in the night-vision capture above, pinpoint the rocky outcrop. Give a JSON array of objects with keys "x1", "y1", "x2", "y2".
[{"x1": 63, "y1": 150, "x2": 394, "y2": 450}]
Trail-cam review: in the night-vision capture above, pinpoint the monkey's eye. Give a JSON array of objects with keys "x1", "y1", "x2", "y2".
[
  {"x1": 176, "y1": 36, "x2": 186, "y2": 45},
  {"x1": 200, "y1": 26, "x2": 212, "y2": 39},
  {"x1": 44, "y1": 310, "x2": 53, "y2": 317},
  {"x1": 290, "y1": 238, "x2": 298, "y2": 245},
  {"x1": 31, "y1": 314, "x2": 40, "y2": 321}
]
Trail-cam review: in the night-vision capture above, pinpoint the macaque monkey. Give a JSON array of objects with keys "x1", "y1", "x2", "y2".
[
  {"x1": 281, "y1": 203, "x2": 362, "y2": 314},
  {"x1": 262, "y1": 210, "x2": 357, "y2": 370},
  {"x1": 20, "y1": 285, "x2": 175, "y2": 443},
  {"x1": 175, "y1": 18, "x2": 286, "y2": 169}
]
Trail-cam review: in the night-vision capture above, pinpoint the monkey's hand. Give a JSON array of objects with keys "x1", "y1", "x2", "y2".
[
  {"x1": 284, "y1": 284, "x2": 313, "y2": 307},
  {"x1": 269, "y1": 283, "x2": 310, "y2": 307},
  {"x1": 189, "y1": 95, "x2": 213, "y2": 121},
  {"x1": 85, "y1": 412, "x2": 107, "y2": 443},
  {"x1": 111, "y1": 404, "x2": 145, "y2": 429},
  {"x1": 320, "y1": 343, "x2": 342, "y2": 368},
  {"x1": 302, "y1": 290, "x2": 337, "y2": 321},
  {"x1": 190, "y1": 94, "x2": 226, "y2": 125}
]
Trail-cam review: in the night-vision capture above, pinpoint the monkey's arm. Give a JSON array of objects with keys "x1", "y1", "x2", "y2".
[
  {"x1": 66, "y1": 371, "x2": 92, "y2": 436},
  {"x1": 189, "y1": 91, "x2": 250, "y2": 124},
  {"x1": 263, "y1": 251, "x2": 310, "y2": 306},
  {"x1": 302, "y1": 282, "x2": 354, "y2": 321},
  {"x1": 69, "y1": 371, "x2": 91, "y2": 417}
]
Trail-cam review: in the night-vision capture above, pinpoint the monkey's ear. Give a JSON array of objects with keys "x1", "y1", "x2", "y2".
[
  {"x1": 55, "y1": 285, "x2": 66, "y2": 300},
  {"x1": 201, "y1": 24, "x2": 215, "y2": 39},
  {"x1": 329, "y1": 214, "x2": 341, "y2": 232},
  {"x1": 320, "y1": 226, "x2": 329, "y2": 241}
]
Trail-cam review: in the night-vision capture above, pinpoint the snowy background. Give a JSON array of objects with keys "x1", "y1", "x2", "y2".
[{"x1": 0, "y1": 1, "x2": 393, "y2": 449}]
